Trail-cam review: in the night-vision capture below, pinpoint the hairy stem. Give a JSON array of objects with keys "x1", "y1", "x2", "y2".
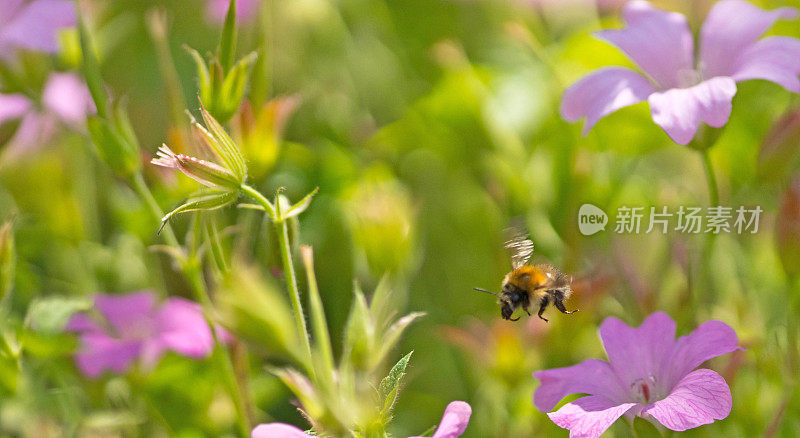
[
  {"x1": 132, "y1": 172, "x2": 251, "y2": 436},
  {"x1": 241, "y1": 184, "x2": 313, "y2": 372}
]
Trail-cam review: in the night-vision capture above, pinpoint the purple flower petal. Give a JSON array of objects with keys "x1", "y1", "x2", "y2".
[
  {"x1": 42, "y1": 72, "x2": 95, "y2": 125},
  {"x1": 95, "y1": 292, "x2": 157, "y2": 334},
  {"x1": 0, "y1": 0, "x2": 24, "y2": 25},
  {"x1": 548, "y1": 396, "x2": 638, "y2": 438},
  {"x1": 533, "y1": 359, "x2": 627, "y2": 412},
  {"x1": 251, "y1": 423, "x2": 313, "y2": 438},
  {"x1": 206, "y1": 0, "x2": 259, "y2": 24},
  {"x1": 595, "y1": 1, "x2": 694, "y2": 89},
  {"x1": 599, "y1": 312, "x2": 676, "y2": 391},
  {"x1": 560, "y1": 67, "x2": 655, "y2": 135},
  {"x1": 1, "y1": 112, "x2": 57, "y2": 161},
  {"x1": 73, "y1": 332, "x2": 141, "y2": 378},
  {"x1": 431, "y1": 401, "x2": 472, "y2": 438},
  {"x1": 156, "y1": 297, "x2": 215, "y2": 359},
  {"x1": 647, "y1": 76, "x2": 737, "y2": 145},
  {"x1": 700, "y1": 0, "x2": 798, "y2": 78},
  {"x1": 642, "y1": 369, "x2": 732, "y2": 431},
  {"x1": 731, "y1": 36, "x2": 800, "y2": 93},
  {"x1": 665, "y1": 320, "x2": 741, "y2": 390},
  {"x1": 0, "y1": 93, "x2": 31, "y2": 124},
  {"x1": 64, "y1": 313, "x2": 101, "y2": 333},
  {"x1": 0, "y1": 0, "x2": 76, "y2": 53}
]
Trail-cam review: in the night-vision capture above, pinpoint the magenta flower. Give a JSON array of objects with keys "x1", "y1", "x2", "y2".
[
  {"x1": 561, "y1": 0, "x2": 800, "y2": 145},
  {"x1": 65, "y1": 291, "x2": 222, "y2": 378},
  {"x1": 250, "y1": 401, "x2": 472, "y2": 438},
  {"x1": 0, "y1": 0, "x2": 75, "y2": 56},
  {"x1": 533, "y1": 312, "x2": 741, "y2": 437},
  {"x1": 0, "y1": 72, "x2": 94, "y2": 161},
  {"x1": 205, "y1": 0, "x2": 259, "y2": 24}
]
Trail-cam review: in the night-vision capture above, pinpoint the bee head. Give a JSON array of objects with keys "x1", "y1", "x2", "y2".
[{"x1": 499, "y1": 298, "x2": 516, "y2": 320}]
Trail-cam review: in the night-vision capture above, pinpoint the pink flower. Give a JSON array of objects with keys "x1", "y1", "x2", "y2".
[
  {"x1": 205, "y1": 0, "x2": 259, "y2": 24},
  {"x1": 0, "y1": 0, "x2": 75, "y2": 55},
  {"x1": 65, "y1": 291, "x2": 222, "y2": 378},
  {"x1": 561, "y1": 0, "x2": 800, "y2": 145},
  {"x1": 250, "y1": 401, "x2": 472, "y2": 438},
  {"x1": 0, "y1": 73, "x2": 94, "y2": 161},
  {"x1": 533, "y1": 312, "x2": 741, "y2": 437}
]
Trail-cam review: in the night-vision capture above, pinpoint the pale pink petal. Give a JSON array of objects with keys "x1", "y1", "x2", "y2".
[
  {"x1": 0, "y1": 0, "x2": 24, "y2": 25},
  {"x1": 73, "y1": 332, "x2": 141, "y2": 378},
  {"x1": 700, "y1": 0, "x2": 798, "y2": 78},
  {"x1": 548, "y1": 396, "x2": 638, "y2": 438},
  {"x1": 642, "y1": 369, "x2": 732, "y2": 431},
  {"x1": 156, "y1": 297, "x2": 215, "y2": 359},
  {"x1": 647, "y1": 76, "x2": 737, "y2": 145},
  {"x1": 560, "y1": 67, "x2": 655, "y2": 135},
  {"x1": 665, "y1": 320, "x2": 741, "y2": 390},
  {"x1": 0, "y1": 0, "x2": 76, "y2": 53},
  {"x1": 206, "y1": 0, "x2": 259, "y2": 24},
  {"x1": 599, "y1": 312, "x2": 676, "y2": 392},
  {"x1": 730, "y1": 37, "x2": 800, "y2": 93},
  {"x1": 94, "y1": 292, "x2": 157, "y2": 334},
  {"x1": 42, "y1": 72, "x2": 95, "y2": 125},
  {"x1": 0, "y1": 93, "x2": 31, "y2": 124},
  {"x1": 533, "y1": 359, "x2": 627, "y2": 412},
  {"x1": 595, "y1": 1, "x2": 694, "y2": 89},
  {"x1": 429, "y1": 401, "x2": 472, "y2": 438},
  {"x1": 251, "y1": 423, "x2": 313, "y2": 438},
  {"x1": 0, "y1": 112, "x2": 57, "y2": 161}
]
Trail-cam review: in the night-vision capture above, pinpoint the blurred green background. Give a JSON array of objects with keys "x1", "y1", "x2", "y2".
[{"x1": 1, "y1": 0, "x2": 800, "y2": 436}]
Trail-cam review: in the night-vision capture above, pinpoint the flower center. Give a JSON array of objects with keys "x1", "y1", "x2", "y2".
[
  {"x1": 630, "y1": 375, "x2": 658, "y2": 404},
  {"x1": 675, "y1": 68, "x2": 703, "y2": 89}
]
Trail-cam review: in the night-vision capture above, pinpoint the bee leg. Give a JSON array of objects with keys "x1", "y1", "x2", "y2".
[
  {"x1": 537, "y1": 296, "x2": 549, "y2": 322},
  {"x1": 553, "y1": 298, "x2": 579, "y2": 315},
  {"x1": 509, "y1": 315, "x2": 521, "y2": 322}
]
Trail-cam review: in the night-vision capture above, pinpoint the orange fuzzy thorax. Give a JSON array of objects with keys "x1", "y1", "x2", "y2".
[{"x1": 503, "y1": 265, "x2": 547, "y2": 290}]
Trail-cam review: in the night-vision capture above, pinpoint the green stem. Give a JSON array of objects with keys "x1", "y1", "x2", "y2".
[
  {"x1": 131, "y1": 173, "x2": 251, "y2": 437},
  {"x1": 240, "y1": 184, "x2": 313, "y2": 372},
  {"x1": 700, "y1": 149, "x2": 719, "y2": 207}
]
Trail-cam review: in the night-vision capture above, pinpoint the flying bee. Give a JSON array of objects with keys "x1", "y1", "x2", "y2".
[{"x1": 475, "y1": 229, "x2": 579, "y2": 322}]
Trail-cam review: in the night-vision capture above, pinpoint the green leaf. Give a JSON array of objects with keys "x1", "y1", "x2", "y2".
[
  {"x1": 219, "y1": 51, "x2": 258, "y2": 122},
  {"x1": 378, "y1": 351, "x2": 413, "y2": 421},
  {"x1": 343, "y1": 286, "x2": 372, "y2": 371},
  {"x1": 373, "y1": 312, "x2": 424, "y2": 370},
  {"x1": 185, "y1": 46, "x2": 212, "y2": 102},
  {"x1": 159, "y1": 189, "x2": 238, "y2": 234},
  {"x1": 87, "y1": 115, "x2": 140, "y2": 178},
  {"x1": 283, "y1": 187, "x2": 319, "y2": 221},
  {"x1": 77, "y1": 12, "x2": 108, "y2": 118},
  {"x1": 219, "y1": 0, "x2": 237, "y2": 72},
  {"x1": 25, "y1": 296, "x2": 92, "y2": 334},
  {"x1": 0, "y1": 221, "x2": 14, "y2": 303}
]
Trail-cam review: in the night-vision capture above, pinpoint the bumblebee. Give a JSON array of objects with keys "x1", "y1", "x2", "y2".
[{"x1": 475, "y1": 230, "x2": 578, "y2": 322}]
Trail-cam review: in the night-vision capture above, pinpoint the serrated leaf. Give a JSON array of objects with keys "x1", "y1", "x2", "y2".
[{"x1": 378, "y1": 351, "x2": 413, "y2": 421}]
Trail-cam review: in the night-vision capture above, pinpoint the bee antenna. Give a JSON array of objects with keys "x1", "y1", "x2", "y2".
[{"x1": 473, "y1": 288, "x2": 497, "y2": 296}]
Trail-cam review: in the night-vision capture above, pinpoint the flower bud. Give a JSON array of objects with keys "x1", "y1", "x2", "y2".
[
  {"x1": 186, "y1": 46, "x2": 257, "y2": 124},
  {"x1": 152, "y1": 145, "x2": 240, "y2": 189}
]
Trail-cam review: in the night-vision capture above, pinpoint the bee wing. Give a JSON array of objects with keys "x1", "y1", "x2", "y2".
[{"x1": 504, "y1": 227, "x2": 534, "y2": 269}]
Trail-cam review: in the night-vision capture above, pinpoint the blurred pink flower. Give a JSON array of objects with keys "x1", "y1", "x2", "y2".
[
  {"x1": 205, "y1": 0, "x2": 259, "y2": 24},
  {"x1": 561, "y1": 0, "x2": 800, "y2": 144},
  {"x1": 66, "y1": 291, "x2": 224, "y2": 378},
  {"x1": 0, "y1": 72, "x2": 94, "y2": 161},
  {"x1": 250, "y1": 401, "x2": 472, "y2": 438},
  {"x1": 533, "y1": 312, "x2": 741, "y2": 437},
  {"x1": 0, "y1": 0, "x2": 75, "y2": 55}
]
